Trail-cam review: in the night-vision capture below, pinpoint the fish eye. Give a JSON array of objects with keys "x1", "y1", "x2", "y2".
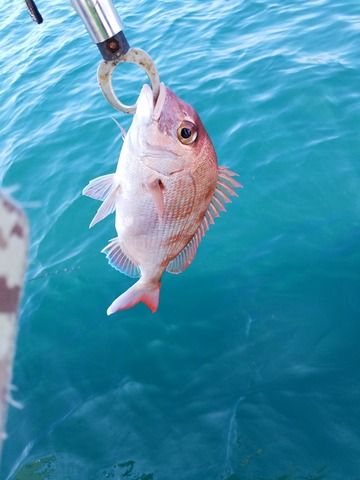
[{"x1": 177, "y1": 121, "x2": 198, "y2": 145}]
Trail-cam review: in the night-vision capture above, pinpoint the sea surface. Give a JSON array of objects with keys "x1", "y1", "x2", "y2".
[{"x1": 1, "y1": 0, "x2": 360, "y2": 479}]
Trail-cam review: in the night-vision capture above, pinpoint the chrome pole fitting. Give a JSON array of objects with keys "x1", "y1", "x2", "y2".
[{"x1": 70, "y1": 0, "x2": 130, "y2": 61}]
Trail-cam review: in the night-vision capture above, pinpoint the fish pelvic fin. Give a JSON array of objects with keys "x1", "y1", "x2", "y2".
[
  {"x1": 167, "y1": 166, "x2": 241, "y2": 274},
  {"x1": 107, "y1": 279, "x2": 160, "y2": 315},
  {"x1": 82, "y1": 173, "x2": 119, "y2": 228}
]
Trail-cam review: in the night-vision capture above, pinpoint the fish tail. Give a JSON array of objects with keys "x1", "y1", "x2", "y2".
[{"x1": 107, "y1": 279, "x2": 160, "y2": 315}]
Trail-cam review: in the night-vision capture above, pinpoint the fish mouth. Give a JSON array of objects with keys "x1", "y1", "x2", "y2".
[{"x1": 136, "y1": 83, "x2": 166, "y2": 122}]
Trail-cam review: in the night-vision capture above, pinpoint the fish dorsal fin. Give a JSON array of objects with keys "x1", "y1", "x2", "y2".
[
  {"x1": 83, "y1": 174, "x2": 119, "y2": 228},
  {"x1": 102, "y1": 238, "x2": 140, "y2": 278},
  {"x1": 216, "y1": 165, "x2": 242, "y2": 199},
  {"x1": 166, "y1": 166, "x2": 242, "y2": 274}
]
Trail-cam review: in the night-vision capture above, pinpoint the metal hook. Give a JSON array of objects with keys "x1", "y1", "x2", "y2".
[
  {"x1": 71, "y1": 0, "x2": 160, "y2": 113},
  {"x1": 97, "y1": 48, "x2": 160, "y2": 114}
]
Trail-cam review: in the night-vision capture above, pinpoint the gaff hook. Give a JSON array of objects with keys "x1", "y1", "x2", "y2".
[{"x1": 71, "y1": 0, "x2": 160, "y2": 114}]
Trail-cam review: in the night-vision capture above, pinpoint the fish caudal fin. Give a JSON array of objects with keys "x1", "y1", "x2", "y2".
[{"x1": 107, "y1": 279, "x2": 160, "y2": 315}]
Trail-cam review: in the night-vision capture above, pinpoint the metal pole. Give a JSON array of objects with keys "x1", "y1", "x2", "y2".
[{"x1": 70, "y1": 0, "x2": 130, "y2": 61}]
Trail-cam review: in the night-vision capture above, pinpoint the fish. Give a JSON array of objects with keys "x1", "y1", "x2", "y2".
[{"x1": 83, "y1": 82, "x2": 241, "y2": 315}]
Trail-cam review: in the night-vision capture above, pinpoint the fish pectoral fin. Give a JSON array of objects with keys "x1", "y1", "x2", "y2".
[
  {"x1": 83, "y1": 173, "x2": 115, "y2": 201},
  {"x1": 167, "y1": 167, "x2": 241, "y2": 275},
  {"x1": 146, "y1": 177, "x2": 165, "y2": 223},
  {"x1": 102, "y1": 238, "x2": 140, "y2": 278}
]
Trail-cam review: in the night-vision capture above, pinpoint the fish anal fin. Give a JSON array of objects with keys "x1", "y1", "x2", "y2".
[{"x1": 101, "y1": 238, "x2": 140, "y2": 278}]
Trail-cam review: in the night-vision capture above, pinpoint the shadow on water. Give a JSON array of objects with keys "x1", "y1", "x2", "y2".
[
  {"x1": 224, "y1": 469, "x2": 327, "y2": 480},
  {"x1": 12, "y1": 455, "x2": 55, "y2": 480},
  {"x1": 13, "y1": 452, "x2": 327, "y2": 480},
  {"x1": 13, "y1": 455, "x2": 155, "y2": 480}
]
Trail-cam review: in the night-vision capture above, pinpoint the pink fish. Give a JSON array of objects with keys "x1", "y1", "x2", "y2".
[{"x1": 83, "y1": 83, "x2": 241, "y2": 315}]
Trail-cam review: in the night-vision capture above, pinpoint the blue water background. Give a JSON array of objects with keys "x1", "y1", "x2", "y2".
[{"x1": 1, "y1": 0, "x2": 360, "y2": 478}]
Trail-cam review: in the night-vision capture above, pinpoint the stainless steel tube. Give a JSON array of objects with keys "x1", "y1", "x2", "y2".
[
  {"x1": 71, "y1": 0, "x2": 124, "y2": 44},
  {"x1": 71, "y1": 0, "x2": 130, "y2": 61}
]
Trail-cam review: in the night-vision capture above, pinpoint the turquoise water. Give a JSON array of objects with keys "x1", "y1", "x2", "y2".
[{"x1": 1, "y1": 0, "x2": 360, "y2": 478}]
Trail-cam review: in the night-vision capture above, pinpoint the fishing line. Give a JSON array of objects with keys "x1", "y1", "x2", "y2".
[{"x1": 26, "y1": 265, "x2": 81, "y2": 282}]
